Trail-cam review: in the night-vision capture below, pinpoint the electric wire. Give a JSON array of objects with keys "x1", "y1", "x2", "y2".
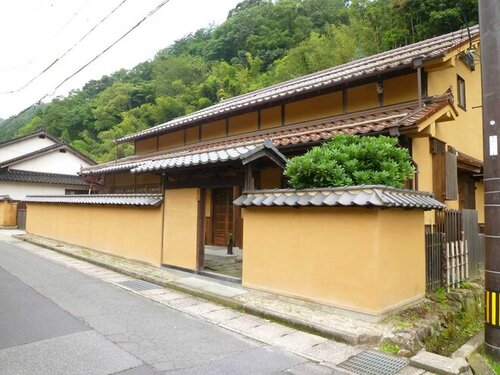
[
  {"x1": 0, "y1": 0, "x2": 90, "y2": 74},
  {"x1": 0, "y1": 0, "x2": 129, "y2": 95},
  {"x1": 2, "y1": 0, "x2": 171, "y2": 126}
]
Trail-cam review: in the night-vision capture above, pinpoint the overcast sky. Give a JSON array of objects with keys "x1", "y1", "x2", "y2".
[{"x1": 0, "y1": 0, "x2": 241, "y2": 119}]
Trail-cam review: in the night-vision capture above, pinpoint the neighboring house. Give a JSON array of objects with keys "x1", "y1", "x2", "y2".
[
  {"x1": 0, "y1": 129, "x2": 95, "y2": 200},
  {"x1": 25, "y1": 27, "x2": 484, "y2": 319}
]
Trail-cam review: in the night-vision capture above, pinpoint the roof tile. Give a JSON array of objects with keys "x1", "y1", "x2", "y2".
[
  {"x1": 83, "y1": 94, "x2": 452, "y2": 176},
  {"x1": 234, "y1": 186, "x2": 444, "y2": 210},
  {"x1": 118, "y1": 26, "x2": 477, "y2": 143},
  {"x1": 25, "y1": 193, "x2": 162, "y2": 206}
]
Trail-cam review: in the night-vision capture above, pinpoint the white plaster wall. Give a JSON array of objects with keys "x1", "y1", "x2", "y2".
[
  {"x1": 0, "y1": 182, "x2": 88, "y2": 200},
  {"x1": 10, "y1": 150, "x2": 92, "y2": 175},
  {"x1": 0, "y1": 137, "x2": 57, "y2": 162}
]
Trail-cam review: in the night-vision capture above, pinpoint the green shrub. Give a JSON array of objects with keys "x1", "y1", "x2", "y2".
[{"x1": 283, "y1": 135, "x2": 415, "y2": 189}]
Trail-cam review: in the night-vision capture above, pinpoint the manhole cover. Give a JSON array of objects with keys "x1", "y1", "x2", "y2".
[
  {"x1": 338, "y1": 350, "x2": 408, "y2": 375},
  {"x1": 117, "y1": 279, "x2": 162, "y2": 292}
]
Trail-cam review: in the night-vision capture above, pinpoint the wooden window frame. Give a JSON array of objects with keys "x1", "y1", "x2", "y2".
[{"x1": 457, "y1": 75, "x2": 466, "y2": 110}]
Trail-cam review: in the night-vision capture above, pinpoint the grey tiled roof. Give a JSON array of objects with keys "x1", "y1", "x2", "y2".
[
  {"x1": 0, "y1": 143, "x2": 96, "y2": 168},
  {"x1": 0, "y1": 129, "x2": 60, "y2": 148},
  {"x1": 131, "y1": 139, "x2": 288, "y2": 173},
  {"x1": 25, "y1": 194, "x2": 163, "y2": 206},
  {"x1": 233, "y1": 186, "x2": 445, "y2": 210},
  {"x1": 118, "y1": 26, "x2": 477, "y2": 143},
  {"x1": 83, "y1": 94, "x2": 453, "y2": 176},
  {"x1": 131, "y1": 144, "x2": 258, "y2": 172},
  {"x1": 0, "y1": 169, "x2": 88, "y2": 186}
]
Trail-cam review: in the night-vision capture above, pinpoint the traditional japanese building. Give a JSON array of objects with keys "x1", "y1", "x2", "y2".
[{"x1": 25, "y1": 26, "x2": 483, "y2": 319}]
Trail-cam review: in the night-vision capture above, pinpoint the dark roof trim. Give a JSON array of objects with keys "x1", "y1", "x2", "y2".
[
  {"x1": 240, "y1": 139, "x2": 288, "y2": 169},
  {"x1": 0, "y1": 143, "x2": 96, "y2": 168},
  {"x1": 234, "y1": 186, "x2": 445, "y2": 210},
  {"x1": 0, "y1": 169, "x2": 88, "y2": 186},
  {"x1": 25, "y1": 194, "x2": 163, "y2": 207},
  {"x1": 0, "y1": 129, "x2": 59, "y2": 148}
]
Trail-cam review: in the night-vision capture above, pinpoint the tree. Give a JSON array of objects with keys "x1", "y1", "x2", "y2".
[
  {"x1": 284, "y1": 135, "x2": 415, "y2": 189},
  {"x1": 0, "y1": 0, "x2": 479, "y2": 163}
]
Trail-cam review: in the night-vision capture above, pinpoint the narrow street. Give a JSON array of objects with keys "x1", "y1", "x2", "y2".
[{"x1": 0, "y1": 233, "x2": 342, "y2": 375}]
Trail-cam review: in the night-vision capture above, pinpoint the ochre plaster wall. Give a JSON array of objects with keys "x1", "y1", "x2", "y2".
[
  {"x1": 201, "y1": 120, "x2": 226, "y2": 141},
  {"x1": 426, "y1": 50, "x2": 483, "y2": 160},
  {"x1": 261, "y1": 106, "x2": 282, "y2": 129},
  {"x1": 162, "y1": 188, "x2": 199, "y2": 270},
  {"x1": 242, "y1": 206, "x2": 425, "y2": 317},
  {"x1": 135, "y1": 137, "x2": 157, "y2": 154},
  {"x1": 347, "y1": 83, "x2": 378, "y2": 113},
  {"x1": 228, "y1": 112, "x2": 258, "y2": 135},
  {"x1": 26, "y1": 203, "x2": 162, "y2": 265},
  {"x1": 0, "y1": 201, "x2": 17, "y2": 227},
  {"x1": 411, "y1": 137, "x2": 436, "y2": 225},
  {"x1": 186, "y1": 126, "x2": 200, "y2": 144},
  {"x1": 159, "y1": 131, "x2": 184, "y2": 150},
  {"x1": 285, "y1": 92, "x2": 342, "y2": 125},
  {"x1": 383, "y1": 74, "x2": 418, "y2": 105}
]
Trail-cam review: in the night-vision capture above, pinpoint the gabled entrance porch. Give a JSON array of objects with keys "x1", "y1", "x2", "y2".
[{"x1": 147, "y1": 140, "x2": 288, "y2": 282}]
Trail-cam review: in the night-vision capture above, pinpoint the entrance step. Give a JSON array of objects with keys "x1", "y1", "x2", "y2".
[{"x1": 173, "y1": 276, "x2": 247, "y2": 298}]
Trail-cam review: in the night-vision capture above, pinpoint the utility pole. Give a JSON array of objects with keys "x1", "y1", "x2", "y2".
[{"x1": 480, "y1": 0, "x2": 500, "y2": 360}]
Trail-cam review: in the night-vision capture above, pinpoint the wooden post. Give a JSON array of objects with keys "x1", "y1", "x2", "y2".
[
  {"x1": 244, "y1": 164, "x2": 254, "y2": 191},
  {"x1": 446, "y1": 242, "x2": 450, "y2": 292},
  {"x1": 196, "y1": 188, "x2": 206, "y2": 271}
]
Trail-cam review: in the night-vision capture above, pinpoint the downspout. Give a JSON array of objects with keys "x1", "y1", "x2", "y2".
[{"x1": 413, "y1": 57, "x2": 424, "y2": 107}]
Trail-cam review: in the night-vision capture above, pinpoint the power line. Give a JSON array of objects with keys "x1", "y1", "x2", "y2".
[
  {"x1": 0, "y1": 0, "x2": 90, "y2": 74},
  {"x1": 0, "y1": 0, "x2": 129, "y2": 95},
  {"x1": 46, "y1": 0, "x2": 171, "y2": 98},
  {"x1": 3, "y1": 0, "x2": 172, "y2": 127}
]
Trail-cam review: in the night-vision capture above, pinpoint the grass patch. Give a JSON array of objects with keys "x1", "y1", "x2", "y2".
[
  {"x1": 485, "y1": 354, "x2": 500, "y2": 374},
  {"x1": 380, "y1": 343, "x2": 400, "y2": 355},
  {"x1": 424, "y1": 300, "x2": 483, "y2": 356},
  {"x1": 387, "y1": 301, "x2": 438, "y2": 330},
  {"x1": 434, "y1": 288, "x2": 448, "y2": 307}
]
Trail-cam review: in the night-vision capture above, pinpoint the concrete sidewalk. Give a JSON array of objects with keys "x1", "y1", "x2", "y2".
[
  {"x1": 14, "y1": 231, "x2": 390, "y2": 347},
  {"x1": 8, "y1": 230, "x2": 473, "y2": 374}
]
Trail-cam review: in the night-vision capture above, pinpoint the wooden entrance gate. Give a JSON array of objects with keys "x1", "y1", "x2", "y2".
[
  {"x1": 212, "y1": 188, "x2": 233, "y2": 246},
  {"x1": 17, "y1": 201, "x2": 26, "y2": 230}
]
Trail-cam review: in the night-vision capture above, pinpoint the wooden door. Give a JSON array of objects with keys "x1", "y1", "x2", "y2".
[
  {"x1": 458, "y1": 171, "x2": 476, "y2": 209},
  {"x1": 212, "y1": 188, "x2": 233, "y2": 246}
]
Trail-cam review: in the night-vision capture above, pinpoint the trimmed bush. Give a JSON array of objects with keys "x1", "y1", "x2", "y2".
[{"x1": 284, "y1": 135, "x2": 415, "y2": 189}]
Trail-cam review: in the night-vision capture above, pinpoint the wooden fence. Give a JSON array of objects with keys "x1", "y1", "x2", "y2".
[
  {"x1": 425, "y1": 209, "x2": 481, "y2": 292},
  {"x1": 425, "y1": 232, "x2": 444, "y2": 292}
]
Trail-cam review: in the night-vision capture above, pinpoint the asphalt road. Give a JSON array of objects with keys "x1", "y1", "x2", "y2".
[{"x1": 0, "y1": 237, "x2": 338, "y2": 375}]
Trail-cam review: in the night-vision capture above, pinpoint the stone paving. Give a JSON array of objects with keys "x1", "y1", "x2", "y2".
[{"x1": 203, "y1": 245, "x2": 243, "y2": 278}]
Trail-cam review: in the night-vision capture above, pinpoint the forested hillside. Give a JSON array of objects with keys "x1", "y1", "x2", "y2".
[{"x1": 0, "y1": 0, "x2": 478, "y2": 162}]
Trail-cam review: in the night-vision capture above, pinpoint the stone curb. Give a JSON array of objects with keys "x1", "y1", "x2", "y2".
[
  {"x1": 410, "y1": 351, "x2": 471, "y2": 375},
  {"x1": 451, "y1": 332, "x2": 484, "y2": 359},
  {"x1": 15, "y1": 234, "x2": 378, "y2": 347},
  {"x1": 466, "y1": 353, "x2": 495, "y2": 375}
]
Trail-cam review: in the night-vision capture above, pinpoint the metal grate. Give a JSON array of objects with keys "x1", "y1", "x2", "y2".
[
  {"x1": 117, "y1": 279, "x2": 162, "y2": 292},
  {"x1": 338, "y1": 350, "x2": 408, "y2": 375}
]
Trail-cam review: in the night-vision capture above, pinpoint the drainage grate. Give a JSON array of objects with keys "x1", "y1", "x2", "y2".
[
  {"x1": 338, "y1": 350, "x2": 408, "y2": 375},
  {"x1": 117, "y1": 279, "x2": 162, "y2": 292}
]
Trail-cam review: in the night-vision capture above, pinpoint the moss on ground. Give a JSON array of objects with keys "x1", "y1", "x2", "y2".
[
  {"x1": 380, "y1": 342, "x2": 400, "y2": 355},
  {"x1": 423, "y1": 299, "x2": 483, "y2": 356}
]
